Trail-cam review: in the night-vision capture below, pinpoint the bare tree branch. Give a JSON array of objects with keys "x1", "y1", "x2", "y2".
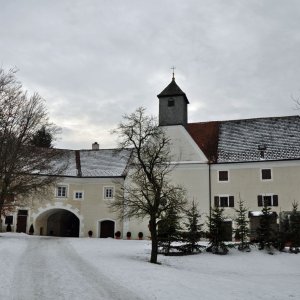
[
  {"x1": 110, "y1": 107, "x2": 187, "y2": 263},
  {"x1": 0, "y1": 68, "x2": 68, "y2": 215}
]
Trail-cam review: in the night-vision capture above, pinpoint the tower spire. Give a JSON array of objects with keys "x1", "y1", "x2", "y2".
[{"x1": 171, "y1": 66, "x2": 176, "y2": 81}]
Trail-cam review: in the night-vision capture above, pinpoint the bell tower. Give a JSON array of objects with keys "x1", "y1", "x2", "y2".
[{"x1": 157, "y1": 72, "x2": 189, "y2": 126}]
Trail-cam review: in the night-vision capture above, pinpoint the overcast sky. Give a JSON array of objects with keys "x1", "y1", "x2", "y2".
[{"x1": 1, "y1": 0, "x2": 300, "y2": 149}]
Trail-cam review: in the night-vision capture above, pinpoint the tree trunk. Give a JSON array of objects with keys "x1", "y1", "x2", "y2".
[{"x1": 149, "y1": 218, "x2": 158, "y2": 264}]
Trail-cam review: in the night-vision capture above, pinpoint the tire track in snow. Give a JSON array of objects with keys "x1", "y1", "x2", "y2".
[{"x1": 11, "y1": 237, "x2": 141, "y2": 300}]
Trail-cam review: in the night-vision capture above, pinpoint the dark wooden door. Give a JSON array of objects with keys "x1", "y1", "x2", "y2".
[
  {"x1": 16, "y1": 210, "x2": 28, "y2": 233},
  {"x1": 100, "y1": 220, "x2": 115, "y2": 238}
]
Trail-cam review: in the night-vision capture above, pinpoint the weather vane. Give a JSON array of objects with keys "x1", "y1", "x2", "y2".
[{"x1": 171, "y1": 66, "x2": 176, "y2": 80}]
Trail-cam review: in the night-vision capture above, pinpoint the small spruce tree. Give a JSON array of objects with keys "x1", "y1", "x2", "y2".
[
  {"x1": 234, "y1": 197, "x2": 251, "y2": 251},
  {"x1": 182, "y1": 200, "x2": 203, "y2": 254},
  {"x1": 289, "y1": 201, "x2": 300, "y2": 253},
  {"x1": 257, "y1": 202, "x2": 276, "y2": 253},
  {"x1": 278, "y1": 213, "x2": 290, "y2": 251},
  {"x1": 207, "y1": 205, "x2": 228, "y2": 255},
  {"x1": 158, "y1": 206, "x2": 182, "y2": 255}
]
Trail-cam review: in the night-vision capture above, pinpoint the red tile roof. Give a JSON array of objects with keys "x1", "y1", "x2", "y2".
[{"x1": 186, "y1": 121, "x2": 220, "y2": 162}]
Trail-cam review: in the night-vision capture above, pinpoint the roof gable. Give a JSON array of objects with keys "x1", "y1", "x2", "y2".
[{"x1": 186, "y1": 122, "x2": 220, "y2": 162}]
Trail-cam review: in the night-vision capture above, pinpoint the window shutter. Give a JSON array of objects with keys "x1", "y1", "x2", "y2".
[
  {"x1": 273, "y1": 195, "x2": 278, "y2": 206},
  {"x1": 229, "y1": 196, "x2": 234, "y2": 207},
  {"x1": 214, "y1": 196, "x2": 219, "y2": 207},
  {"x1": 258, "y1": 195, "x2": 263, "y2": 207}
]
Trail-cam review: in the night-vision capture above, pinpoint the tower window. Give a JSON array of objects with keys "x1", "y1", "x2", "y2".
[{"x1": 168, "y1": 99, "x2": 175, "y2": 107}]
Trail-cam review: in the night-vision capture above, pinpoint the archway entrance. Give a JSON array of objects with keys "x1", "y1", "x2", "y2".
[
  {"x1": 99, "y1": 220, "x2": 115, "y2": 238},
  {"x1": 35, "y1": 209, "x2": 80, "y2": 237},
  {"x1": 47, "y1": 210, "x2": 79, "y2": 237}
]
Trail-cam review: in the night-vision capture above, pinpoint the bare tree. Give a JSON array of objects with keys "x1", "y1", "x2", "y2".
[
  {"x1": 110, "y1": 107, "x2": 187, "y2": 264},
  {"x1": 0, "y1": 68, "x2": 68, "y2": 216}
]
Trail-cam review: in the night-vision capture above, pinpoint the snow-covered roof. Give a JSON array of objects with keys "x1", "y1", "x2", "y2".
[
  {"x1": 248, "y1": 211, "x2": 278, "y2": 217},
  {"x1": 59, "y1": 149, "x2": 132, "y2": 178},
  {"x1": 187, "y1": 115, "x2": 300, "y2": 163}
]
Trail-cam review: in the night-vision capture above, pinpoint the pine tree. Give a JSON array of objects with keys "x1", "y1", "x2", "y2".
[
  {"x1": 278, "y1": 213, "x2": 290, "y2": 251},
  {"x1": 257, "y1": 202, "x2": 276, "y2": 253},
  {"x1": 182, "y1": 200, "x2": 203, "y2": 254},
  {"x1": 158, "y1": 206, "x2": 182, "y2": 255},
  {"x1": 207, "y1": 206, "x2": 228, "y2": 255},
  {"x1": 31, "y1": 126, "x2": 53, "y2": 148},
  {"x1": 234, "y1": 197, "x2": 251, "y2": 251},
  {"x1": 289, "y1": 201, "x2": 300, "y2": 253}
]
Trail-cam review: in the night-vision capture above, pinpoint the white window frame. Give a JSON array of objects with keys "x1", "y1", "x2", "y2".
[
  {"x1": 73, "y1": 191, "x2": 84, "y2": 200},
  {"x1": 56, "y1": 185, "x2": 68, "y2": 198},
  {"x1": 103, "y1": 186, "x2": 114, "y2": 200},
  {"x1": 218, "y1": 170, "x2": 229, "y2": 182},
  {"x1": 261, "y1": 168, "x2": 272, "y2": 181}
]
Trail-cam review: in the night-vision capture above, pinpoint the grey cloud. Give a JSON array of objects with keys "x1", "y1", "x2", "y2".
[{"x1": 0, "y1": 0, "x2": 299, "y2": 149}]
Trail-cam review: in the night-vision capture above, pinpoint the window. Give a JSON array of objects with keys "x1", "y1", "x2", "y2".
[
  {"x1": 104, "y1": 187, "x2": 114, "y2": 199},
  {"x1": 218, "y1": 170, "x2": 229, "y2": 182},
  {"x1": 5, "y1": 216, "x2": 13, "y2": 225},
  {"x1": 214, "y1": 195, "x2": 234, "y2": 207},
  {"x1": 168, "y1": 98, "x2": 175, "y2": 107},
  {"x1": 257, "y1": 194, "x2": 278, "y2": 207},
  {"x1": 261, "y1": 169, "x2": 272, "y2": 180},
  {"x1": 74, "y1": 191, "x2": 84, "y2": 200},
  {"x1": 56, "y1": 185, "x2": 67, "y2": 198}
]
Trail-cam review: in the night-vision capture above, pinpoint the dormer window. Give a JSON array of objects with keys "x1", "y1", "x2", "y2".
[{"x1": 168, "y1": 98, "x2": 175, "y2": 107}]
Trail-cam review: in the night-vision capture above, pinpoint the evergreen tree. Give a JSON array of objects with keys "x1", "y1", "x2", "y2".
[
  {"x1": 158, "y1": 206, "x2": 182, "y2": 255},
  {"x1": 257, "y1": 202, "x2": 276, "y2": 253},
  {"x1": 207, "y1": 205, "x2": 228, "y2": 255},
  {"x1": 182, "y1": 200, "x2": 203, "y2": 254},
  {"x1": 31, "y1": 126, "x2": 53, "y2": 148},
  {"x1": 234, "y1": 197, "x2": 251, "y2": 251},
  {"x1": 289, "y1": 201, "x2": 300, "y2": 253},
  {"x1": 278, "y1": 213, "x2": 290, "y2": 251}
]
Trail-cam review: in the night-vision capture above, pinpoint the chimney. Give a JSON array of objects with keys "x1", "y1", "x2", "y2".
[{"x1": 92, "y1": 142, "x2": 99, "y2": 150}]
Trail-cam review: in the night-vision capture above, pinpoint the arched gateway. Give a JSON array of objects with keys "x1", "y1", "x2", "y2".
[{"x1": 32, "y1": 204, "x2": 84, "y2": 237}]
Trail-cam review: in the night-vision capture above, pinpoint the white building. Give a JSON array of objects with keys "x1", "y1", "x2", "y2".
[{"x1": 3, "y1": 77, "x2": 300, "y2": 240}]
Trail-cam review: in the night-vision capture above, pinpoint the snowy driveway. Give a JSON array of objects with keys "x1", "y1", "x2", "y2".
[{"x1": 10, "y1": 237, "x2": 141, "y2": 300}]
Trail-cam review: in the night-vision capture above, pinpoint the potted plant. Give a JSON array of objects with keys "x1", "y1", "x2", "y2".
[
  {"x1": 115, "y1": 231, "x2": 121, "y2": 239},
  {"x1": 126, "y1": 231, "x2": 131, "y2": 240},
  {"x1": 138, "y1": 231, "x2": 143, "y2": 240},
  {"x1": 88, "y1": 230, "x2": 93, "y2": 237},
  {"x1": 29, "y1": 224, "x2": 34, "y2": 235}
]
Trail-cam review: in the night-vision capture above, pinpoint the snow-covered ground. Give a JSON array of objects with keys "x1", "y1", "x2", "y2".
[{"x1": 0, "y1": 233, "x2": 299, "y2": 300}]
